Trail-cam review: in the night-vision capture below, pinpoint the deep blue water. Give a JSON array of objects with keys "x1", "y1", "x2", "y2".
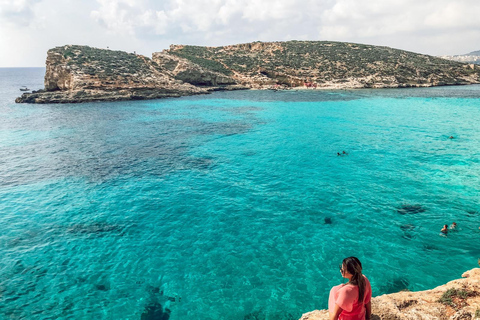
[{"x1": 1, "y1": 68, "x2": 480, "y2": 320}]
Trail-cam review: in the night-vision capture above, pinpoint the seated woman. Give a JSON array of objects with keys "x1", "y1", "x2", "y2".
[{"x1": 328, "y1": 257, "x2": 372, "y2": 320}]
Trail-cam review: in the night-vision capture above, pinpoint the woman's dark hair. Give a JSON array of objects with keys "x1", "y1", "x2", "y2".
[{"x1": 342, "y1": 257, "x2": 366, "y2": 302}]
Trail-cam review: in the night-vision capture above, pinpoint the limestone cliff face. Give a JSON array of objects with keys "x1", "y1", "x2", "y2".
[
  {"x1": 16, "y1": 45, "x2": 207, "y2": 103},
  {"x1": 165, "y1": 41, "x2": 480, "y2": 89},
  {"x1": 44, "y1": 50, "x2": 74, "y2": 91},
  {"x1": 299, "y1": 268, "x2": 480, "y2": 320},
  {"x1": 152, "y1": 52, "x2": 236, "y2": 87}
]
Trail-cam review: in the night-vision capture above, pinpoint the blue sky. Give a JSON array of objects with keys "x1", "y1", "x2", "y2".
[{"x1": 1, "y1": 0, "x2": 479, "y2": 67}]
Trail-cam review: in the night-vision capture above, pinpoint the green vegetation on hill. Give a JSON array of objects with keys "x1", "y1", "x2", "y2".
[
  {"x1": 168, "y1": 45, "x2": 233, "y2": 75},
  {"x1": 167, "y1": 41, "x2": 480, "y2": 86},
  {"x1": 53, "y1": 45, "x2": 158, "y2": 78}
]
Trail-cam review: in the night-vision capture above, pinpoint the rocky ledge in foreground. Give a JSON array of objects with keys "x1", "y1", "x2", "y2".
[
  {"x1": 300, "y1": 268, "x2": 480, "y2": 320},
  {"x1": 17, "y1": 41, "x2": 480, "y2": 103}
]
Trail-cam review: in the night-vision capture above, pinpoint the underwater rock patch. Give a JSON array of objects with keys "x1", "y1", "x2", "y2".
[
  {"x1": 141, "y1": 302, "x2": 170, "y2": 320},
  {"x1": 66, "y1": 222, "x2": 124, "y2": 236},
  {"x1": 400, "y1": 224, "x2": 416, "y2": 231},
  {"x1": 95, "y1": 284, "x2": 109, "y2": 291},
  {"x1": 185, "y1": 157, "x2": 216, "y2": 170},
  {"x1": 147, "y1": 285, "x2": 161, "y2": 295},
  {"x1": 244, "y1": 310, "x2": 265, "y2": 320},
  {"x1": 401, "y1": 233, "x2": 415, "y2": 240},
  {"x1": 397, "y1": 204, "x2": 426, "y2": 215},
  {"x1": 324, "y1": 217, "x2": 332, "y2": 224},
  {"x1": 380, "y1": 277, "x2": 410, "y2": 294},
  {"x1": 423, "y1": 244, "x2": 438, "y2": 251},
  {"x1": 242, "y1": 150, "x2": 257, "y2": 157}
]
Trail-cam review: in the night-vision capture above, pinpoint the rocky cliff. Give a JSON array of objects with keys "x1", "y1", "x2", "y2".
[
  {"x1": 16, "y1": 41, "x2": 480, "y2": 103},
  {"x1": 151, "y1": 51, "x2": 237, "y2": 87},
  {"x1": 16, "y1": 45, "x2": 208, "y2": 103},
  {"x1": 165, "y1": 41, "x2": 480, "y2": 89},
  {"x1": 300, "y1": 268, "x2": 480, "y2": 320}
]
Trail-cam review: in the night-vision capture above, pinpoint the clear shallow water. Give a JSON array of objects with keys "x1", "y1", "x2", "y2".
[{"x1": 1, "y1": 68, "x2": 480, "y2": 319}]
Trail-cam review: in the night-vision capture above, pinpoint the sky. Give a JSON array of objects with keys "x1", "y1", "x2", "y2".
[{"x1": 1, "y1": 0, "x2": 480, "y2": 67}]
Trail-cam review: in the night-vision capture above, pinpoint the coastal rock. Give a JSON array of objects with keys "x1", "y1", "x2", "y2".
[
  {"x1": 165, "y1": 41, "x2": 480, "y2": 90},
  {"x1": 299, "y1": 268, "x2": 480, "y2": 320},
  {"x1": 152, "y1": 52, "x2": 237, "y2": 87},
  {"x1": 16, "y1": 45, "x2": 207, "y2": 103},
  {"x1": 16, "y1": 41, "x2": 480, "y2": 103}
]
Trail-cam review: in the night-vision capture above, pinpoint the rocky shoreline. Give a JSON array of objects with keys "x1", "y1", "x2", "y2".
[
  {"x1": 16, "y1": 42, "x2": 480, "y2": 104},
  {"x1": 300, "y1": 267, "x2": 480, "y2": 320}
]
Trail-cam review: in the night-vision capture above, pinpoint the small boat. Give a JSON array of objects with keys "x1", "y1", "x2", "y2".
[{"x1": 20, "y1": 86, "x2": 30, "y2": 91}]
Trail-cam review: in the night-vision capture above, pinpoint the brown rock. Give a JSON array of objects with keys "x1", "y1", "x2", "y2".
[
  {"x1": 152, "y1": 52, "x2": 237, "y2": 86},
  {"x1": 16, "y1": 45, "x2": 208, "y2": 103},
  {"x1": 299, "y1": 268, "x2": 480, "y2": 320}
]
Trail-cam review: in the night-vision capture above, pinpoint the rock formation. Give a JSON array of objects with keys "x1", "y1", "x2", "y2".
[
  {"x1": 166, "y1": 41, "x2": 480, "y2": 90},
  {"x1": 151, "y1": 52, "x2": 237, "y2": 87},
  {"x1": 16, "y1": 45, "x2": 207, "y2": 103},
  {"x1": 299, "y1": 268, "x2": 480, "y2": 320},
  {"x1": 16, "y1": 41, "x2": 480, "y2": 103}
]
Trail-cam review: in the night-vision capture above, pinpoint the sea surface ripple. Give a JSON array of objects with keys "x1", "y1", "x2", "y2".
[{"x1": 1, "y1": 68, "x2": 480, "y2": 319}]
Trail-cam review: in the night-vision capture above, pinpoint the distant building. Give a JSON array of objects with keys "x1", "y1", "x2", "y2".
[{"x1": 440, "y1": 52, "x2": 480, "y2": 65}]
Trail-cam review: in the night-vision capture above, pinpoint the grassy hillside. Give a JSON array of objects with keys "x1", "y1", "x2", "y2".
[
  {"x1": 53, "y1": 45, "x2": 161, "y2": 78},
  {"x1": 167, "y1": 41, "x2": 480, "y2": 87}
]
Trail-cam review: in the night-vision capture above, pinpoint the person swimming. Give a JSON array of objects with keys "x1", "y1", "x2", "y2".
[
  {"x1": 441, "y1": 224, "x2": 448, "y2": 235},
  {"x1": 450, "y1": 222, "x2": 457, "y2": 230}
]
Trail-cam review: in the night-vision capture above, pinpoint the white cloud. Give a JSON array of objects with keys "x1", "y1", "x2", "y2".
[
  {"x1": 90, "y1": 0, "x2": 139, "y2": 35},
  {"x1": 1, "y1": 0, "x2": 480, "y2": 66},
  {"x1": 424, "y1": 2, "x2": 479, "y2": 29},
  {"x1": 319, "y1": 0, "x2": 480, "y2": 40},
  {"x1": 88, "y1": 0, "x2": 333, "y2": 40},
  {"x1": 0, "y1": 0, "x2": 43, "y2": 26}
]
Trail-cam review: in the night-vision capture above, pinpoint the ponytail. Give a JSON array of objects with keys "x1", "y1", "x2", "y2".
[
  {"x1": 353, "y1": 272, "x2": 366, "y2": 302},
  {"x1": 343, "y1": 257, "x2": 366, "y2": 302}
]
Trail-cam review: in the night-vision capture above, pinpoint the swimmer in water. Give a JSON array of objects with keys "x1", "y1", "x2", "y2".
[
  {"x1": 441, "y1": 224, "x2": 448, "y2": 235},
  {"x1": 450, "y1": 222, "x2": 457, "y2": 230}
]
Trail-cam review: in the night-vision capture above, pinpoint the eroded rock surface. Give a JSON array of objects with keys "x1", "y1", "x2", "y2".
[
  {"x1": 165, "y1": 41, "x2": 480, "y2": 90},
  {"x1": 16, "y1": 45, "x2": 207, "y2": 103},
  {"x1": 152, "y1": 52, "x2": 237, "y2": 87},
  {"x1": 299, "y1": 268, "x2": 480, "y2": 320}
]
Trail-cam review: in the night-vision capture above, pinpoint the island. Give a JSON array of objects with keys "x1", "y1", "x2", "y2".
[{"x1": 16, "y1": 41, "x2": 480, "y2": 103}]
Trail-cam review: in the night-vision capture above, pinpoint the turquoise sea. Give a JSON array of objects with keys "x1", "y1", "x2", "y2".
[{"x1": 1, "y1": 68, "x2": 480, "y2": 320}]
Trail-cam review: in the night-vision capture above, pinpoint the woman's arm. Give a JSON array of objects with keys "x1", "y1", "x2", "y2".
[
  {"x1": 329, "y1": 303, "x2": 343, "y2": 320},
  {"x1": 365, "y1": 300, "x2": 372, "y2": 320}
]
